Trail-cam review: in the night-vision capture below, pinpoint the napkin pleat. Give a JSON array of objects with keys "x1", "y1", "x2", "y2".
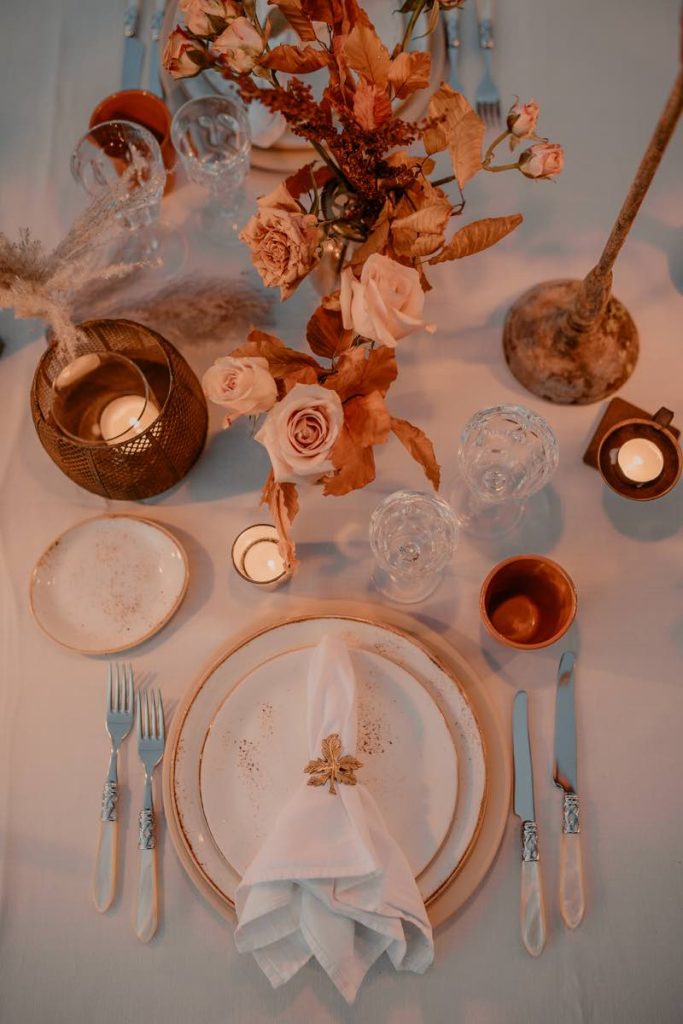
[{"x1": 234, "y1": 635, "x2": 434, "y2": 1003}]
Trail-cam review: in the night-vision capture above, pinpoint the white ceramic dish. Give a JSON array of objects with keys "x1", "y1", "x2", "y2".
[
  {"x1": 165, "y1": 616, "x2": 490, "y2": 920},
  {"x1": 200, "y1": 646, "x2": 458, "y2": 879},
  {"x1": 30, "y1": 514, "x2": 188, "y2": 655}
]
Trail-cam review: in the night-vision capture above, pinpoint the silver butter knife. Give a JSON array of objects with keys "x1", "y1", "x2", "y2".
[
  {"x1": 553, "y1": 651, "x2": 586, "y2": 929},
  {"x1": 122, "y1": 0, "x2": 145, "y2": 91},
  {"x1": 147, "y1": 0, "x2": 167, "y2": 97},
  {"x1": 441, "y1": 3, "x2": 464, "y2": 96},
  {"x1": 513, "y1": 690, "x2": 547, "y2": 957}
]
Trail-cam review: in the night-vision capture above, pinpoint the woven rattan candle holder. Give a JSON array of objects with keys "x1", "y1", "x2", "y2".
[{"x1": 31, "y1": 318, "x2": 208, "y2": 500}]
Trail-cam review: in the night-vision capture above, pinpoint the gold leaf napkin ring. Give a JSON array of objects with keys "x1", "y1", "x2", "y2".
[{"x1": 304, "y1": 733, "x2": 363, "y2": 795}]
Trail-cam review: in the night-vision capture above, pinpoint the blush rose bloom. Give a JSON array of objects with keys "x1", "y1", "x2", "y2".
[
  {"x1": 212, "y1": 17, "x2": 264, "y2": 74},
  {"x1": 519, "y1": 142, "x2": 565, "y2": 179},
  {"x1": 240, "y1": 184, "x2": 322, "y2": 299},
  {"x1": 179, "y1": 0, "x2": 239, "y2": 36},
  {"x1": 202, "y1": 355, "x2": 277, "y2": 427},
  {"x1": 255, "y1": 383, "x2": 344, "y2": 483},
  {"x1": 340, "y1": 253, "x2": 433, "y2": 349},
  {"x1": 506, "y1": 99, "x2": 540, "y2": 139},
  {"x1": 162, "y1": 27, "x2": 207, "y2": 79}
]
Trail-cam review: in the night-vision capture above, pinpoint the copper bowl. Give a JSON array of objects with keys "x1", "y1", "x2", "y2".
[
  {"x1": 596, "y1": 410, "x2": 682, "y2": 501},
  {"x1": 480, "y1": 555, "x2": 577, "y2": 650}
]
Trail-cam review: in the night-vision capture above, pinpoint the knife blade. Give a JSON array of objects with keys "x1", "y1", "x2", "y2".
[
  {"x1": 147, "y1": 0, "x2": 167, "y2": 97},
  {"x1": 122, "y1": 1, "x2": 145, "y2": 92},
  {"x1": 553, "y1": 651, "x2": 585, "y2": 929},
  {"x1": 512, "y1": 691, "x2": 546, "y2": 957}
]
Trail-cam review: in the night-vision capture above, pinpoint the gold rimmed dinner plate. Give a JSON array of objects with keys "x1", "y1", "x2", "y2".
[{"x1": 163, "y1": 613, "x2": 511, "y2": 928}]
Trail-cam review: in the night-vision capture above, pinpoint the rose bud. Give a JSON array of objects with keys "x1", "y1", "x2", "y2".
[
  {"x1": 506, "y1": 99, "x2": 540, "y2": 140},
  {"x1": 162, "y1": 26, "x2": 209, "y2": 79},
  {"x1": 518, "y1": 142, "x2": 565, "y2": 180}
]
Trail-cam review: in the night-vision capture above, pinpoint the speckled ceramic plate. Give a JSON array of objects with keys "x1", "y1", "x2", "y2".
[
  {"x1": 164, "y1": 616, "x2": 490, "y2": 919},
  {"x1": 30, "y1": 514, "x2": 189, "y2": 655},
  {"x1": 200, "y1": 647, "x2": 458, "y2": 879}
]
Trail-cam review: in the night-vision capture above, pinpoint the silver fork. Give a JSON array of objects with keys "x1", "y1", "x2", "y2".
[
  {"x1": 135, "y1": 689, "x2": 165, "y2": 943},
  {"x1": 93, "y1": 663, "x2": 134, "y2": 913},
  {"x1": 474, "y1": 0, "x2": 501, "y2": 128},
  {"x1": 442, "y1": 3, "x2": 464, "y2": 96}
]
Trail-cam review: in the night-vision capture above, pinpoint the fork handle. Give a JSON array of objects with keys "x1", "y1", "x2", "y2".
[
  {"x1": 476, "y1": 0, "x2": 495, "y2": 47},
  {"x1": 93, "y1": 779, "x2": 118, "y2": 912},
  {"x1": 135, "y1": 806, "x2": 159, "y2": 942}
]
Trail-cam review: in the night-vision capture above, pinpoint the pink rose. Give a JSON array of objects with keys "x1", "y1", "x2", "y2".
[
  {"x1": 240, "y1": 183, "x2": 322, "y2": 299},
  {"x1": 162, "y1": 26, "x2": 207, "y2": 79},
  {"x1": 518, "y1": 142, "x2": 565, "y2": 179},
  {"x1": 506, "y1": 99, "x2": 540, "y2": 139},
  {"x1": 212, "y1": 17, "x2": 264, "y2": 74},
  {"x1": 340, "y1": 253, "x2": 432, "y2": 349},
  {"x1": 179, "y1": 0, "x2": 239, "y2": 37},
  {"x1": 202, "y1": 355, "x2": 278, "y2": 427},
  {"x1": 255, "y1": 383, "x2": 344, "y2": 483}
]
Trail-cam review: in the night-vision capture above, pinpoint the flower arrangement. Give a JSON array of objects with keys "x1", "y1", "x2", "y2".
[{"x1": 164, "y1": 0, "x2": 564, "y2": 568}]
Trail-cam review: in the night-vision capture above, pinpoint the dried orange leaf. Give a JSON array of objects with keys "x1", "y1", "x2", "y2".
[
  {"x1": 269, "y1": 0, "x2": 318, "y2": 41},
  {"x1": 306, "y1": 304, "x2": 353, "y2": 359},
  {"x1": 344, "y1": 391, "x2": 391, "y2": 448},
  {"x1": 391, "y1": 199, "x2": 451, "y2": 258},
  {"x1": 262, "y1": 43, "x2": 329, "y2": 73},
  {"x1": 429, "y1": 214, "x2": 523, "y2": 265},
  {"x1": 323, "y1": 425, "x2": 376, "y2": 495},
  {"x1": 353, "y1": 77, "x2": 392, "y2": 130},
  {"x1": 344, "y1": 22, "x2": 390, "y2": 86},
  {"x1": 425, "y1": 84, "x2": 484, "y2": 189},
  {"x1": 391, "y1": 416, "x2": 441, "y2": 489},
  {"x1": 387, "y1": 50, "x2": 431, "y2": 99},
  {"x1": 260, "y1": 472, "x2": 299, "y2": 571}
]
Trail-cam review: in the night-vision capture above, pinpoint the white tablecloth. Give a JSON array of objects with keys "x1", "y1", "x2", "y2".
[{"x1": 1, "y1": 2, "x2": 682, "y2": 1022}]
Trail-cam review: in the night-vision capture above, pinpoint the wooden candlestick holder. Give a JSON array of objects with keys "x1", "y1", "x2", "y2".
[{"x1": 503, "y1": 53, "x2": 683, "y2": 405}]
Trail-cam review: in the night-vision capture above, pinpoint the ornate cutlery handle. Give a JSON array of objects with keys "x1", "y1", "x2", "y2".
[
  {"x1": 559, "y1": 793, "x2": 585, "y2": 929},
  {"x1": 520, "y1": 821, "x2": 546, "y2": 957},
  {"x1": 443, "y1": 6, "x2": 461, "y2": 49},
  {"x1": 476, "y1": 0, "x2": 495, "y2": 48},
  {"x1": 124, "y1": 1, "x2": 142, "y2": 38},
  {"x1": 135, "y1": 779, "x2": 159, "y2": 942},
  {"x1": 93, "y1": 778, "x2": 119, "y2": 912}
]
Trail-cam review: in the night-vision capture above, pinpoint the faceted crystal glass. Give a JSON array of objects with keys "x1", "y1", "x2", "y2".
[
  {"x1": 171, "y1": 95, "x2": 251, "y2": 241},
  {"x1": 370, "y1": 490, "x2": 458, "y2": 604},
  {"x1": 455, "y1": 404, "x2": 559, "y2": 537}
]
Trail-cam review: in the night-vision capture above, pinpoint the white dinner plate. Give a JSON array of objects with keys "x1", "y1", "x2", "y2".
[
  {"x1": 199, "y1": 646, "x2": 458, "y2": 879},
  {"x1": 165, "y1": 616, "x2": 488, "y2": 914},
  {"x1": 30, "y1": 514, "x2": 188, "y2": 655}
]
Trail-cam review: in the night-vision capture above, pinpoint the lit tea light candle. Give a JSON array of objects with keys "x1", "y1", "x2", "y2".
[
  {"x1": 99, "y1": 395, "x2": 160, "y2": 444},
  {"x1": 232, "y1": 524, "x2": 289, "y2": 586},
  {"x1": 616, "y1": 437, "x2": 664, "y2": 484}
]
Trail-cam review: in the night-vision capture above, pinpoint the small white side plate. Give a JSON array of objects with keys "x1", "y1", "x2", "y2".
[{"x1": 30, "y1": 514, "x2": 189, "y2": 655}]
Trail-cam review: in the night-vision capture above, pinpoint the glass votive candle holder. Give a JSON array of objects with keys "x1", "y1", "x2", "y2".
[{"x1": 232, "y1": 524, "x2": 290, "y2": 588}]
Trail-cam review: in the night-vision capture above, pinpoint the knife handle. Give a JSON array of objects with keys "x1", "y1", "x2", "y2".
[
  {"x1": 476, "y1": 0, "x2": 495, "y2": 48},
  {"x1": 559, "y1": 793, "x2": 585, "y2": 929},
  {"x1": 520, "y1": 821, "x2": 546, "y2": 957},
  {"x1": 124, "y1": 1, "x2": 142, "y2": 38}
]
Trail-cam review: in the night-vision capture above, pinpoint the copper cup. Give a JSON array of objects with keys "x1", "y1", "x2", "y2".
[
  {"x1": 90, "y1": 90, "x2": 175, "y2": 183},
  {"x1": 480, "y1": 555, "x2": 577, "y2": 650}
]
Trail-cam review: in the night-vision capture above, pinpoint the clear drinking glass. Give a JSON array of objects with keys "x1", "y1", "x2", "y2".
[
  {"x1": 454, "y1": 404, "x2": 559, "y2": 538},
  {"x1": 71, "y1": 120, "x2": 167, "y2": 264},
  {"x1": 171, "y1": 95, "x2": 251, "y2": 241},
  {"x1": 369, "y1": 490, "x2": 458, "y2": 604}
]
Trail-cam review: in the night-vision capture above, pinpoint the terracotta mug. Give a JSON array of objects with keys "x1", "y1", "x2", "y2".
[
  {"x1": 90, "y1": 90, "x2": 176, "y2": 187},
  {"x1": 480, "y1": 554, "x2": 577, "y2": 650},
  {"x1": 596, "y1": 407, "x2": 682, "y2": 501}
]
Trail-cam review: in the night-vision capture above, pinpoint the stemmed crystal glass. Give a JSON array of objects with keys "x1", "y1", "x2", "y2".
[
  {"x1": 370, "y1": 490, "x2": 458, "y2": 604},
  {"x1": 71, "y1": 120, "x2": 168, "y2": 266},
  {"x1": 171, "y1": 95, "x2": 251, "y2": 242},
  {"x1": 454, "y1": 404, "x2": 559, "y2": 538}
]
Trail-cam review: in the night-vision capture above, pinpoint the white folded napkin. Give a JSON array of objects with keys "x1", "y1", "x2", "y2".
[{"x1": 233, "y1": 635, "x2": 434, "y2": 1003}]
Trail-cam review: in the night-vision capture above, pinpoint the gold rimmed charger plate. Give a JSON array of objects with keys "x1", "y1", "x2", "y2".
[{"x1": 163, "y1": 611, "x2": 511, "y2": 928}]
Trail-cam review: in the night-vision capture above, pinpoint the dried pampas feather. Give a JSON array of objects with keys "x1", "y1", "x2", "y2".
[{"x1": 0, "y1": 173, "x2": 139, "y2": 358}]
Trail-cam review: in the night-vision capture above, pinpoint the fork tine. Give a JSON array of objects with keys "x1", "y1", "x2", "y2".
[
  {"x1": 107, "y1": 663, "x2": 113, "y2": 710},
  {"x1": 137, "y1": 691, "x2": 143, "y2": 740},
  {"x1": 119, "y1": 664, "x2": 125, "y2": 713},
  {"x1": 156, "y1": 691, "x2": 165, "y2": 742},
  {"x1": 143, "y1": 691, "x2": 150, "y2": 738},
  {"x1": 126, "y1": 664, "x2": 134, "y2": 714},
  {"x1": 150, "y1": 690, "x2": 157, "y2": 739}
]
